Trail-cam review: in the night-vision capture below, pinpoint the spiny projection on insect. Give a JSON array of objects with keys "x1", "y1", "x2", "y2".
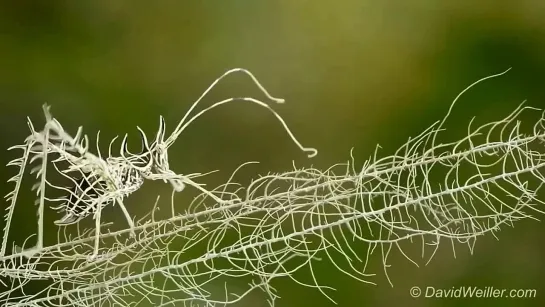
[
  {"x1": 50, "y1": 123, "x2": 158, "y2": 226},
  {"x1": 1, "y1": 68, "x2": 318, "y2": 261}
]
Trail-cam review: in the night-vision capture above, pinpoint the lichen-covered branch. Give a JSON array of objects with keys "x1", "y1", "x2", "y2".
[{"x1": 1, "y1": 70, "x2": 543, "y2": 306}]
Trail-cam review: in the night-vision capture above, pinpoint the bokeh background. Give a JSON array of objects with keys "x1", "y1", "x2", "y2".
[{"x1": 1, "y1": 1, "x2": 545, "y2": 306}]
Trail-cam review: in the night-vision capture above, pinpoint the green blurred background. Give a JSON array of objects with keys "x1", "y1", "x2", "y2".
[{"x1": 1, "y1": 1, "x2": 544, "y2": 306}]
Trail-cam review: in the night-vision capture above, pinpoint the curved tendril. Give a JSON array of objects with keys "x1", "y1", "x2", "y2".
[
  {"x1": 95, "y1": 130, "x2": 102, "y2": 160},
  {"x1": 120, "y1": 134, "x2": 129, "y2": 159},
  {"x1": 119, "y1": 131, "x2": 155, "y2": 172},
  {"x1": 108, "y1": 135, "x2": 119, "y2": 158},
  {"x1": 137, "y1": 126, "x2": 150, "y2": 153},
  {"x1": 155, "y1": 116, "x2": 166, "y2": 145},
  {"x1": 80, "y1": 135, "x2": 90, "y2": 154},
  {"x1": 137, "y1": 127, "x2": 154, "y2": 170}
]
